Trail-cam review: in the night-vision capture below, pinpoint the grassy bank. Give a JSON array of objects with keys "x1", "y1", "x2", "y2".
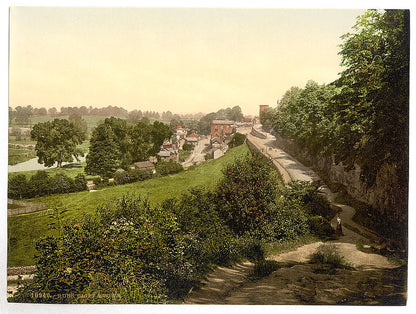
[
  {"x1": 8, "y1": 146, "x2": 37, "y2": 165},
  {"x1": 8, "y1": 144, "x2": 250, "y2": 267}
]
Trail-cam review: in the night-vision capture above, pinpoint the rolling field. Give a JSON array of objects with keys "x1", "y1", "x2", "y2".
[{"x1": 8, "y1": 144, "x2": 250, "y2": 266}]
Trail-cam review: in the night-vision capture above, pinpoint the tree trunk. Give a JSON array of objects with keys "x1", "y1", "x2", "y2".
[{"x1": 57, "y1": 160, "x2": 62, "y2": 168}]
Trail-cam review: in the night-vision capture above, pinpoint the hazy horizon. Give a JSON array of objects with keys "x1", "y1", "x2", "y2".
[{"x1": 9, "y1": 7, "x2": 365, "y2": 116}]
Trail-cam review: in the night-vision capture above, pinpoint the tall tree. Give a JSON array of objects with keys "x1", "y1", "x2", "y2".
[
  {"x1": 31, "y1": 119, "x2": 86, "y2": 168},
  {"x1": 85, "y1": 123, "x2": 121, "y2": 178},
  {"x1": 333, "y1": 9, "x2": 409, "y2": 185}
]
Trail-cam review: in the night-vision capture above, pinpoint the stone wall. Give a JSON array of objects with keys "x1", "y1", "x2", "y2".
[{"x1": 273, "y1": 133, "x2": 407, "y2": 224}]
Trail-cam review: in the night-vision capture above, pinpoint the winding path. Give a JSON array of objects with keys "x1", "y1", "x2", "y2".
[{"x1": 185, "y1": 125, "x2": 404, "y2": 305}]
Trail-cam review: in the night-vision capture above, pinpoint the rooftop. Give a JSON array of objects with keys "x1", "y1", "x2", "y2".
[{"x1": 211, "y1": 120, "x2": 234, "y2": 125}]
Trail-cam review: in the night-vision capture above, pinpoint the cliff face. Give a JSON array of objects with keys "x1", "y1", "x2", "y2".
[{"x1": 273, "y1": 133, "x2": 407, "y2": 224}]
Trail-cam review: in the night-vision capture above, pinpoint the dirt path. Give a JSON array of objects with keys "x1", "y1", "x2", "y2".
[{"x1": 185, "y1": 126, "x2": 405, "y2": 305}]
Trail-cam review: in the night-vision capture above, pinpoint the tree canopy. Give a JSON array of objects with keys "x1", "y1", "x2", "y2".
[
  {"x1": 333, "y1": 9, "x2": 409, "y2": 185},
  {"x1": 85, "y1": 117, "x2": 172, "y2": 177},
  {"x1": 31, "y1": 118, "x2": 86, "y2": 168},
  {"x1": 271, "y1": 9, "x2": 409, "y2": 187}
]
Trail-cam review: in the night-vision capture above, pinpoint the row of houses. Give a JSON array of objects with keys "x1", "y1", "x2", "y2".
[{"x1": 157, "y1": 127, "x2": 201, "y2": 162}]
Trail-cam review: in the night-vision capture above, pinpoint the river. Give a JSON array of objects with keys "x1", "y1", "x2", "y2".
[{"x1": 8, "y1": 156, "x2": 86, "y2": 173}]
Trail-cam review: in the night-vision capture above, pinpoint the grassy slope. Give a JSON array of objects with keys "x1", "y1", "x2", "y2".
[{"x1": 8, "y1": 144, "x2": 250, "y2": 267}]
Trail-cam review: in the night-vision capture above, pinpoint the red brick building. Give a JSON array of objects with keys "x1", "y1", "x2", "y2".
[{"x1": 210, "y1": 120, "x2": 234, "y2": 142}]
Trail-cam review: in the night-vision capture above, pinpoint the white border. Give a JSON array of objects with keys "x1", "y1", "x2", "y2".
[{"x1": 1, "y1": 1, "x2": 415, "y2": 314}]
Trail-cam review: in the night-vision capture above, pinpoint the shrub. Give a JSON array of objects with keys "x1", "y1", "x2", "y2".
[
  {"x1": 8, "y1": 174, "x2": 28, "y2": 199},
  {"x1": 155, "y1": 160, "x2": 183, "y2": 176},
  {"x1": 215, "y1": 151, "x2": 279, "y2": 235},
  {"x1": 265, "y1": 200, "x2": 310, "y2": 241},
  {"x1": 310, "y1": 244, "x2": 350, "y2": 269},
  {"x1": 285, "y1": 181, "x2": 334, "y2": 220},
  {"x1": 50, "y1": 174, "x2": 75, "y2": 194},
  {"x1": 236, "y1": 236, "x2": 266, "y2": 263},
  {"x1": 114, "y1": 169, "x2": 153, "y2": 185},
  {"x1": 308, "y1": 215, "x2": 334, "y2": 238},
  {"x1": 252, "y1": 260, "x2": 280, "y2": 278},
  {"x1": 228, "y1": 132, "x2": 246, "y2": 148},
  {"x1": 73, "y1": 174, "x2": 88, "y2": 192}
]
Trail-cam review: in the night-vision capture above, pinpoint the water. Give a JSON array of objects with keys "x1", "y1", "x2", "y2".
[{"x1": 8, "y1": 156, "x2": 86, "y2": 173}]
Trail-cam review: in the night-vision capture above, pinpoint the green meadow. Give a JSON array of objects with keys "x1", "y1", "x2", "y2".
[{"x1": 8, "y1": 144, "x2": 250, "y2": 266}]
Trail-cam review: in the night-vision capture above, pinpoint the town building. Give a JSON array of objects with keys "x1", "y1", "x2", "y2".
[
  {"x1": 210, "y1": 120, "x2": 234, "y2": 143},
  {"x1": 185, "y1": 130, "x2": 199, "y2": 145}
]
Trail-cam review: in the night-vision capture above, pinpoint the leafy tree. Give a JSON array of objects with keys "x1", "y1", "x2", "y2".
[
  {"x1": 68, "y1": 114, "x2": 88, "y2": 139},
  {"x1": 333, "y1": 9, "x2": 409, "y2": 186},
  {"x1": 8, "y1": 174, "x2": 28, "y2": 199},
  {"x1": 228, "y1": 132, "x2": 246, "y2": 148},
  {"x1": 31, "y1": 119, "x2": 86, "y2": 168},
  {"x1": 28, "y1": 171, "x2": 52, "y2": 197},
  {"x1": 215, "y1": 152, "x2": 279, "y2": 235},
  {"x1": 150, "y1": 121, "x2": 172, "y2": 156},
  {"x1": 273, "y1": 81, "x2": 338, "y2": 154},
  {"x1": 155, "y1": 160, "x2": 183, "y2": 176},
  {"x1": 85, "y1": 123, "x2": 121, "y2": 178},
  {"x1": 127, "y1": 119, "x2": 153, "y2": 164},
  {"x1": 260, "y1": 107, "x2": 276, "y2": 130}
]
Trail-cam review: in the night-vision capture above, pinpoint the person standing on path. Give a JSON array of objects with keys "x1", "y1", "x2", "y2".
[{"x1": 336, "y1": 214, "x2": 344, "y2": 236}]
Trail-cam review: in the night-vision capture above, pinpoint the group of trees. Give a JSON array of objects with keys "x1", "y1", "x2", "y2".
[
  {"x1": 270, "y1": 9, "x2": 409, "y2": 189},
  {"x1": 10, "y1": 149, "x2": 335, "y2": 304},
  {"x1": 31, "y1": 119, "x2": 86, "y2": 168},
  {"x1": 85, "y1": 117, "x2": 172, "y2": 178},
  {"x1": 8, "y1": 171, "x2": 87, "y2": 199}
]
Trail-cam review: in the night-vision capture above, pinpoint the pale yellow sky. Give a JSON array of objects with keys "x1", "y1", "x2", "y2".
[{"x1": 9, "y1": 7, "x2": 365, "y2": 116}]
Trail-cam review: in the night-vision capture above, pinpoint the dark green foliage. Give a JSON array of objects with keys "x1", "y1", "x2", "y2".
[
  {"x1": 31, "y1": 118, "x2": 86, "y2": 168},
  {"x1": 236, "y1": 236, "x2": 266, "y2": 263},
  {"x1": 86, "y1": 117, "x2": 172, "y2": 177},
  {"x1": 273, "y1": 81, "x2": 339, "y2": 155},
  {"x1": 182, "y1": 143, "x2": 193, "y2": 151},
  {"x1": 260, "y1": 107, "x2": 277, "y2": 130},
  {"x1": 310, "y1": 244, "x2": 351, "y2": 269},
  {"x1": 155, "y1": 160, "x2": 184, "y2": 176},
  {"x1": 28, "y1": 171, "x2": 52, "y2": 197},
  {"x1": 7, "y1": 174, "x2": 28, "y2": 199},
  {"x1": 73, "y1": 174, "x2": 88, "y2": 192},
  {"x1": 9, "y1": 193, "x2": 234, "y2": 303},
  {"x1": 284, "y1": 181, "x2": 335, "y2": 220},
  {"x1": 50, "y1": 174, "x2": 76, "y2": 194},
  {"x1": 215, "y1": 152, "x2": 278, "y2": 235},
  {"x1": 8, "y1": 171, "x2": 87, "y2": 199},
  {"x1": 265, "y1": 200, "x2": 310, "y2": 241},
  {"x1": 114, "y1": 169, "x2": 153, "y2": 185},
  {"x1": 228, "y1": 132, "x2": 246, "y2": 148},
  {"x1": 308, "y1": 216, "x2": 334, "y2": 238},
  {"x1": 333, "y1": 10, "x2": 409, "y2": 187},
  {"x1": 85, "y1": 123, "x2": 121, "y2": 178},
  {"x1": 272, "y1": 9, "x2": 409, "y2": 192},
  {"x1": 251, "y1": 260, "x2": 280, "y2": 278}
]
